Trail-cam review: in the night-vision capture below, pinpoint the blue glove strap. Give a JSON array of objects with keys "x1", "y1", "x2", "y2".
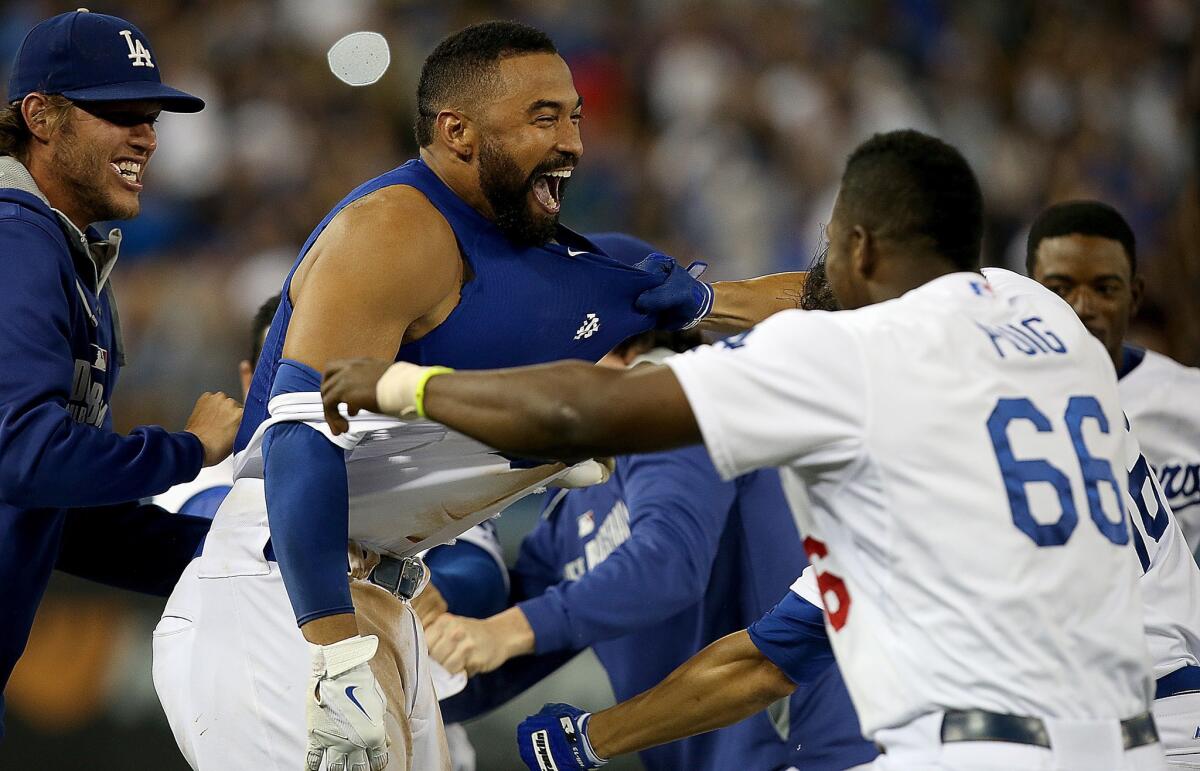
[{"x1": 518, "y1": 703, "x2": 608, "y2": 771}]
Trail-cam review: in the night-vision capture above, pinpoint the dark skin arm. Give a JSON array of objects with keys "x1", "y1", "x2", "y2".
[
  {"x1": 587, "y1": 630, "x2": 797, "y2": 758},
  {"x1": 703, "y1": 272, "x2": 807, "y2": 332},
  {"x1": 322, "y1": 359, "x2": 701, "y2": 463}
]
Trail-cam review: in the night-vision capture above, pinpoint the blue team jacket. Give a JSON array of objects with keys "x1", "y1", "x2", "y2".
[
  {"x1": 0, "y1": 165, "x2": 206, "y2": 739},
  {"x1": 445, "y1": 447, "x2": 822, "y2": 770}
]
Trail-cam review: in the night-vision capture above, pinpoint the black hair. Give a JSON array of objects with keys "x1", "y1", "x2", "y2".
[
  {"x1": 415, "y1": 21, "x2": 558, "y2": 147},
  {"x1": 1025, "y1": 200, "x2": 1137, "y2": 276},
  {"x1": 839, "y1": 129, "x2": 983, "y2": 272},
  {"x1": 801, "y1": 246, "x2": 840, "y2": 312},
  {"x1": 250, "y1": 294, "x2": 281, "y2": 364}
]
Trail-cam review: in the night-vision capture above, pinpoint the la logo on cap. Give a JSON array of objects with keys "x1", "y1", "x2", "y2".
[{"x1": 118, "y1": 29, "x2": 154, "y2": 68}]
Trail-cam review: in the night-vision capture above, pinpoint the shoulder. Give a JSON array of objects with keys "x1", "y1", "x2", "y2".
[
  {"x1": 1129, "y1": 349, "x2": 1200, "y2": 405},
  {"x1": 0, "y1": 206, "x2": 72, "y2": 288},
  {"x1": 301, "y1": 184, "x2": 460, "y2": 305}
]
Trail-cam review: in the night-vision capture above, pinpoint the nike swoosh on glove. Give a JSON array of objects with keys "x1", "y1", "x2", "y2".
[
  {"x1": 633, "y1": 252, "x2": 714, "y2": 330},
  {"x1": 307, "y1": 634, "x2": 389, "y2": 771},
  {"x1": 517, "y1": 702, "x2": 607, "y2": 771}
]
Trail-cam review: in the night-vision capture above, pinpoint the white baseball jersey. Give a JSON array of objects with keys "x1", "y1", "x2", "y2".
[
  {"x1": 666, "y1": 268, "x2": 1151, "y2": 738},
  {"x1": 1121, "y1": 416, "x2": 1200, "y2": 683},
  {"x1": 1120, "y1": 348, "x2": 1200, "y2": 551}
]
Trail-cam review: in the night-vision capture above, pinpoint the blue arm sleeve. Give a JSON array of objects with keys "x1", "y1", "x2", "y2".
[
  {"x1": 517, "y1": 447, "x2": 735, "y2": 654},
  {"x1": 425, "y1": 541, "x2": 508, "y2": 619},
  {"x1": 746, "y1": 591, "x2": 835, "y2": 687},
  {"x1": 262, "y1": 360, "x2": 354, "y2": 626},
  {"x1": 56, "y1": 502, "x2": 211, "y2": 596},
  {"x1": 0, "y1": 219, "x2": 203, "y2": 508}
]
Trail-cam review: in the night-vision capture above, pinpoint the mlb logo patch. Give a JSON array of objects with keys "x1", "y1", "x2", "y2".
[
  {"x1": 91, "y1": 345, "x2": 108, "y2": 372},
  {"x1": 577, "y1": 510, "x2": 595, "y2": 538}
]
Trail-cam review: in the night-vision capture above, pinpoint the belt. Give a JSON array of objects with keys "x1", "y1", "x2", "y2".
[
  {"x1": 1156, "y1": 664, "x2": 1200, "y2": 700},
  {"x1": 367, "y1": 555, "x2": 428, "y2": 601},
  {"x1": 940, "y1": 709, "x2": 1158, "y2": 751}
]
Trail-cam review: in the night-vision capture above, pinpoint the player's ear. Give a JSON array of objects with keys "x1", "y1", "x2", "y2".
[
  {"x1": 239, "y1": 360, "x2": 253, "y2": 398},
  {"x1": 436, "y1": 110, "x2": 475, "y2": 162},
  {"x1": 1129, "y1": 273, "x2": 1145, "y2": 319},
  {"x1": 850, "y1": 224, "x2": 876, "y2": 279},
  {"x1": 21, "y1": 93, "x2": 57, "y2": 143}
]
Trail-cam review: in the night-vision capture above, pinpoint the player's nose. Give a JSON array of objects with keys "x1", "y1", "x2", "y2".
[
  {"x1": 128, "y1": 122, "x2": 157, "y2": 156},
  {"x1": 556, "y1": 120, "x2": 583, "y2": 160}
]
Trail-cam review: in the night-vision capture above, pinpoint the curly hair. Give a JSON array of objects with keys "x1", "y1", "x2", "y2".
[{"x1": 0, "y1": 96, "x2": 74, "y2": 163}]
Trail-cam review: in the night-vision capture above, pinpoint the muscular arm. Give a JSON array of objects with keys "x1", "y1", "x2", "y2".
[
  {"x1": 586, "y1": 630, "x2": 796, "y2": 758},
  {"x1": 702, "y1": 272, "x2": 807, "y2": 332},
  {"x1": 274, "y1": 186, "x2": 460, "y2": 644},
  {"x1": 420, "y1": 361, "x2": 701, "y2": 462}
]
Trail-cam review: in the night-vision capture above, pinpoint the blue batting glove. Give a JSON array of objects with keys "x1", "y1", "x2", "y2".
[
  {"x1": 517, "y1": 702, "x2": 608, "y2": 771},
  {"x1": 633, "y1": 252, "x2": 715, "y2": 330}
]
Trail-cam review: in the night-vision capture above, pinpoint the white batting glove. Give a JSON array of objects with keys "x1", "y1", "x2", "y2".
[{"x1": 306, "y1": 634, "x2": 389, "y2": 771}]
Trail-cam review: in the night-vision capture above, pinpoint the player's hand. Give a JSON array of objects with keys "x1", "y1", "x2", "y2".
[
  {"x1": 411, "y1": 581, "x2": 448, "y2": 628},
  {"x1": 517, "y1": 703, "x2": 607, "y2": 771},
  {"x1": 306, "y1": 634, "x2": 389, "y2": 771},
  {"x1": 184, "y1": 391, "x2": 242, "y2": 467},
  {"x1": 425, "y1": 613, "x2": 512, "y2": 676},
  {"x1": 633, "y1": 252, "x2": 714, "y2": 330},
  {"x1": 321, "y1": 358, "x2": 391, "y2": 434}
]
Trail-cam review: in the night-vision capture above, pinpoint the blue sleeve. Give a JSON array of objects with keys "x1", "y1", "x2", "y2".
[
  {"x1": 0, "y1": 219, "x2": 204, "y2": 508},
  {"x1": 425, "y1": 541, "x2": 507, "y2": 619},
  {"x1": 56, "y1": 502, "x2": 211, "y2": 596},
  {"x1": 517, "y1": 448, "x2": 735, "y2": 654},
  {"x1": 262, "y1": 360, "x2": 354, "y2": 626},
  {"x1": 747, "y1": 591, "x2": 835, "y2": 687}
]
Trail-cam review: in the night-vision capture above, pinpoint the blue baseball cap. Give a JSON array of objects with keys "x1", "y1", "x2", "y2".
[{"x1": 8, "y1": 9, "x2": 204, "y2": 113}]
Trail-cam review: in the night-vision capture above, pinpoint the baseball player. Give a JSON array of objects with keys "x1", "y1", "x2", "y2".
[
  {"x1": 156, "y1": 20, "x2": 807, "y2": 771},
  {"x1": 0, "y1": 10, "x2": 241, "y2": 741},
  {"x1": 492, "y1": 260, "x2": 1200, "y2": 770},
  {"x1": 1027, "y1": 200, "x2": 1200, "y2": 551},
  {"x1": 324, "y1": 129, "x2": 1168, "y2": 769}
]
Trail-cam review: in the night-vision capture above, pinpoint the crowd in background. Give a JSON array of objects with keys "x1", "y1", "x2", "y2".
[
  {"x1": 2, "y1": 0, "x2": 1196, "y2": 434},
  {"x1": 1, "y1": 1, "x2": 1196, "y2": 768}
]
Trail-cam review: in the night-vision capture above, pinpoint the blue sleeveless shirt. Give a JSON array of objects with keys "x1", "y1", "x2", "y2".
[{"x1": 237, "y1": 159, "x2": 660, "y2": 450}]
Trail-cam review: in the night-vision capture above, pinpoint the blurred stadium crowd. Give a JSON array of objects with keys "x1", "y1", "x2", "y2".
[
  {"x1": 0, "y1": 1, "x2": 1196, "y2": 768},
  {"x1": 3, "y1": 0, "x2": 1197, "y2": 437}
]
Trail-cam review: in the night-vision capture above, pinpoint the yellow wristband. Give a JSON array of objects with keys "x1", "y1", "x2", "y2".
[{"x1": 413, "y1": 366, "x2": 454, "y2": 419}]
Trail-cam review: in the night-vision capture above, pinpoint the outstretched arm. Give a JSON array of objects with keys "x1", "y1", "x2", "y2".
[
  {"x1": 703, "y1": 272, "x2": 807, "y2": 332},
  {"x1": 589, "y1": 630, "x2": 795, "y2": 758},
  {"x1": 322, "y1": 359, "x2": 701, "y2": 462}
]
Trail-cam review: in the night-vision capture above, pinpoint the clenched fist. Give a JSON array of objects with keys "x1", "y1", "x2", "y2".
[{"x1": 184, "y1": 391, "x2": 242, "y2": 466}]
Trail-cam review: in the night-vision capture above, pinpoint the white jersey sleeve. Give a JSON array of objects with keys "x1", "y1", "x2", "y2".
[
  {"x1": 664, "y1": 310, "x2": 867, "y2": 481},
  {"x1": 1123, "y1": 422, "x2": 1200, "y2": 680}
]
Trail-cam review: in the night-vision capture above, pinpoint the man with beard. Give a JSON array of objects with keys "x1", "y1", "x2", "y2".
[
  {"x1": 156, "y1": 20, "x2": 807, "y2": 771},
  {"x1": 0, "y1": 9, "x2": 242, "y2": 743}
]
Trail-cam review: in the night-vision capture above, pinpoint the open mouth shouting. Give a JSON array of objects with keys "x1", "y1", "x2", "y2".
[
  {"x1": 531, "y1": 167, "x2": 572, "y2": 215},
  {"x1": 110, "y1": 158, "x2": 144, "y2": 192}
]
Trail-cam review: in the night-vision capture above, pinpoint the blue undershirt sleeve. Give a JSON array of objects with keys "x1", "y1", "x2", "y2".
[
  {"x1": 747, "y1": 591, "x2": 835, "y2": 687},
  {"x1": 425, "y1": 541, "x2": 508, "y2": 619},
  {"x1": 262, "y1": 359, "x2": 354, "y2": 627}
]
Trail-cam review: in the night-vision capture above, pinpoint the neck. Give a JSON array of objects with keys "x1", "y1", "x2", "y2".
[
  {"x1": 420, "y1": 147, "x2": 496, "y2": 221},
  {"x1": 867, "y1": 254, "x2": 965, "y2": 304}
]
